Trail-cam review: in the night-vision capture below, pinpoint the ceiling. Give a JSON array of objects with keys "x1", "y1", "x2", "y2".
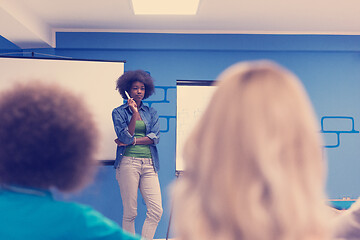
[{"x1": 1, "y1": 0, "x2": 360, "y2": 49}]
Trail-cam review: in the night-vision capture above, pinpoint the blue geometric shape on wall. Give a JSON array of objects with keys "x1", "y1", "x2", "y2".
[
  {"x1": 143, "y1": 86, "x2": 176, "y2": 133},
  {"x1": 143, "y1": 86, "x2": 176, "y2": 108},
  {"x1": 320, "y1": 116, "x2": 359, "y2": 148},
  {"x1": 159, "y1": 116, "x2": 176, "y2": 133}
]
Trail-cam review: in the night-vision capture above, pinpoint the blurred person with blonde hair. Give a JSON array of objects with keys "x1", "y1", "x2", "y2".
[
  {"x1": 171, "y1": 61, "x2": 330, "y2": 240},
  {"x1": 0, "y1": 81, "x2": 141, "y2": 240}
]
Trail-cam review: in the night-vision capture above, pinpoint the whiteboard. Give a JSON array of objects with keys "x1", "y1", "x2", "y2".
[
  {"x1": 0, "y1": 57, "x2": 124, "y2": 161},
  {"x1": 176, "y1": 81, "x2": 216, "y2": 171}
]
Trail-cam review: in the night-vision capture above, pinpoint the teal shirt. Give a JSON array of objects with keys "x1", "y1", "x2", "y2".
[{"x1": 0, "y1": 186, "x2": 142, "y2": 240}]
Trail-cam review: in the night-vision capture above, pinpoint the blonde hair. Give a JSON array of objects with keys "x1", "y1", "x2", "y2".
[{"x1": 172, "y1": 61, "x2": 330, "y2": 240}]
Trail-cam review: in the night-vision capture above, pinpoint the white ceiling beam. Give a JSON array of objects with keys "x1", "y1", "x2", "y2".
[{"x1": 0, "y1": 0, "x2": 54, "y2": 49}]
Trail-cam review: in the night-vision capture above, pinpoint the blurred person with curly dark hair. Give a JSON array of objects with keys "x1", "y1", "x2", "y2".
[
  {"x1": 112, "y1": 70, "x2": 162, "y2": 240},
  {"x1": 0, "y1": 81, "x2": 142, "y2": 240}
]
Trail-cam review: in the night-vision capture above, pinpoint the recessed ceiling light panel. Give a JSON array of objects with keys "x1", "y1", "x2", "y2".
[{"x1": 132, "y1": 0, "x2": 200, "y2": 15}]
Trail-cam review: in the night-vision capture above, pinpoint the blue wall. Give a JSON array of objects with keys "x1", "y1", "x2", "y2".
[
  {"x1": 2, "y1": 32, "x2": 360, "y2": 238},
  {"x1": 0, "y1": 35, "x2": 21, "y2": 55}
]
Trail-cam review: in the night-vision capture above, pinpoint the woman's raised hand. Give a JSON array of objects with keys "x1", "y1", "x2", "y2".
[{"x1": 127, "y1": 98, "x2": 138, "y2": 113}]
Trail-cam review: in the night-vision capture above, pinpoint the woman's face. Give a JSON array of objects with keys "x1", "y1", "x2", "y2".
[{"x1": 130, "y1": 81, "x2": 145, "y2": 102}]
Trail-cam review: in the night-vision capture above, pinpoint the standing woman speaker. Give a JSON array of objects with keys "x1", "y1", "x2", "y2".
[{"x1": 112, "y1": 70, "x2": 163, "y2": 240}]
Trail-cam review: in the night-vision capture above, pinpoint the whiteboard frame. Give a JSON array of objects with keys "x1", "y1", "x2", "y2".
[
  {"x1": 0, "y1": 56, "x2": 126, "y2": 164},
  {"x1": 176, "y1": 80, "x2": 216, "y2": 173}
]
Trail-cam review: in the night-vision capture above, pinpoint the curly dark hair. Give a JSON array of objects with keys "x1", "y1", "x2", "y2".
[
  {"x1": 0, "y1": 81, "x2": 98, "y2": 192},
  {"x1": 116, "y1": 70, "x2": 155, "y2": 99}
]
